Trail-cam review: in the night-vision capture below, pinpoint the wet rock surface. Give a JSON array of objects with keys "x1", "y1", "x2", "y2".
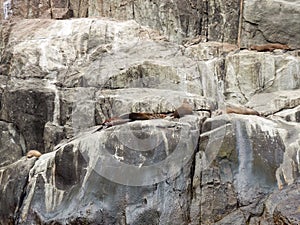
[{"x1": 0, "y1": 1, "x2": 300, "y2": 224}]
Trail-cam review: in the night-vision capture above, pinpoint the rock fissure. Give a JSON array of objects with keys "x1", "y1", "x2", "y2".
[{"x1": 14, "y1": 160, "x2": 35, "y2": 223}]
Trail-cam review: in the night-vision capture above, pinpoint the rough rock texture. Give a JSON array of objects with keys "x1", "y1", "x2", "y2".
[
  {"x1": 242, "y1": 0, "x2": 300, "y2": 49},
  {"x1": 1, "y1": 0, "x2": 241, "y2": 43},
  {"x1": 190, "y1": 114, "x2": 300, "y2": 224},
  {"x1": 0, "y1": 1, "x2": 300, "y2": 224},
  {"x1": 2, "y1": 0, "x2": 300, "y2": 49},
  {"x1": 16, "y1": 117, "x2": 201, "y2": 225},
  {"x1": 0, "y1": 157, "x2": 36, "y2": 224},
  {"x1": 1, "y1": 80, "x2": 55, "y2": 151},
  {"x1": 225, "y1": 51, "x2": 300, "y2": 103},
  {"x1": 0, "y1": 121, "x2": 26, "y2": 167}
]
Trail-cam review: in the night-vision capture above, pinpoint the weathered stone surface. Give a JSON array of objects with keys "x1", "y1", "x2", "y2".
[
  {"x1": 43, "y1": 121, "x2": 65, "y2": 153},
  {"x1": 261, "y1": 182, "x2": 300, "y2": 224},
  {"x1": 87, "y1": 0, "x2": 240, "y2": 43},
  {"x1": 17, "y1": 116, "x2": 201, "y2": 224},
  {"x1": 275, "y1": 105, "x2": 300, "y2": 122},
  {"x1": 0, "y1": 120, "x2": 26, "y2": 167},
  {"x1": 1, "y1": 80, "x2": 55, "y2": 151},
  {"x1": 224, "y1": 50, "x2": 300, "y2": 104},
  {"x1": 190, "y1": 114, "x2": 287, "y2": 224},
  {"x1": 0, "y1": 157, "x2": 36, "y2": 225},
  {"x1": 0, "y1": 0, "x2": 51, "y2": 19},
  {"x1": 0, "y1": 5, "x2": 300, "y2": 224},
  {"x1": 95, "y1": 88, "x2": 214, "y2": 124},
  {"x1": 241, "y1": 0, "x2": 300, "y2": 49},
  {"x1": 2, "y1": 0, "x2": 300, "y2": 49},
  {"x1": 51, "y1": 8, "x2": 72, "y2": 19},
  {"x1": 1, "y1": 0, "x2": 241, "y2": 43},
  {"x1": 0, "y1": 18, "x2": 223, "y2": 162},
  {"x1": 247, "y1": 89, "x2": 300, "y2": 116}
]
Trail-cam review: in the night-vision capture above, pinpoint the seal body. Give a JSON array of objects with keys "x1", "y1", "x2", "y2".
[
  {"x1": 225, "y1": 105, "x2": 259, "y2": 116},
  {"x1": 250, "y1": 43, "x2": 290, "y2": 52},
  {"x1": 129, "y1": 112, "x2": 166, "y2": 120},
  {"x1": 102, "y1": 117, "x2": 131, "y2": 127},
  {"x1": 173, "y1": 101, "x2": 193, "y2": 118},
  {"x1": 26, "y1": 150, "x2": 42, "y2": 158},
  {"x1": 102, "y1": 113, "x2": 167, "y2": 127}
]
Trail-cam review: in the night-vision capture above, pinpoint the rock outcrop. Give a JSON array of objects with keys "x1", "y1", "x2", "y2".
[{"x1": 0, "y1": 0, "x2": 300, "y2": 224}]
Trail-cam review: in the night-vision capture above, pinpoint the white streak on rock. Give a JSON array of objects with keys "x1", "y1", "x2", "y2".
[{"x1": 45, "y1": 79, "x2": 60, "y2": 126}]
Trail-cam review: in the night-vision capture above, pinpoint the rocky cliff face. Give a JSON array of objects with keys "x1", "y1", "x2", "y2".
[{"x1": 0, "y1": 1, "x2": 300, "y2": 225}]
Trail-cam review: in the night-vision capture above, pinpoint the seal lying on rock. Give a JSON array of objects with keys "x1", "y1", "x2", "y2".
[
  {"x1": 216, "y1": 104, "x2": 260, "y2": 116},
  {"x1": 102, "y1": 117, "x2": 131, "y2": 127},
  {"x1": 250, "y1": 43, "x2": 290, "y2": 52},
  {"x1": 129, "y1": 112, "x2": 167, "y2": 120},
  {"x1": 102, "y1": 113, "x2": 167, "y2": 127},
  {"x1": 173, "y1": 100, "x2": 193, "y2": 118},
  {"x1": 102, "y1": 100, "x2": 194, "y2": 127},
  {"x1": 26, "y1": 150, "x2": 42, "y2": 158},
  {"x1": 226, "y1": 105, "x2": 260, "y2": 115}
]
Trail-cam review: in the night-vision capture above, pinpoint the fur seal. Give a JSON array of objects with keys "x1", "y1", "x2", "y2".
[
  {"x1": 173, "y1": 100, "x2": 193, "y2": 118},
  {"x1": 101, "y1": 100, "x2": 194, "y2": 128},
  {"x1": 250, "y1": 43, "x2": 290, "y2": 52},
  {"x1": 102, "y1": 117, "x2": 131, "y2": 127},
  {"x1": 226, "y1": 105, "x2": 259, "y2": 116},
  {"x1": 26, "y1": 150, "x2": 42, "y2": 158},
  {"x1": 128, "y1": 112, "x2": 167, "y2": 120},
  {"x1": 102, "y1": 113, "x2": 167, "y2": 127}
]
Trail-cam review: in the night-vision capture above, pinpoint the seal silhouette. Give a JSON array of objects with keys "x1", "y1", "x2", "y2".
[
  {"x1": 250, "y1": 43, "x2": 290, "y2": 52},
  {"x1": 26, "y1": 150, "x2": 42, "y2": 158},
  {"x1": 173, "y1": 99, "x2": 193, "y2": 118}
]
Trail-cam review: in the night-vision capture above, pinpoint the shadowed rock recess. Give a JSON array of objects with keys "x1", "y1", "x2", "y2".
[{"x1": 0, "y1": 1, "x2": 300, "y2": 224}]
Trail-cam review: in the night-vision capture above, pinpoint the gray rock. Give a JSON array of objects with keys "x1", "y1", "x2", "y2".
[
  {"x1": 1, "y1": 80, "x2": 55, "y2": 151},
  {"x1": 1, "y1": 0, "x2": 240, "y2": 44},
  {"x1": 225, "y1": 51, "x2": 300, "y2": 104},
  {"x1": 43, "y1": 121, "x2": 65, "y2": 153},
  {"x1": 95, "y1": 88, "x2": 215, "y2": 124},
  {"x1": 242, "y1": 0, "x2": 300, "y2": 49},
  {"x1": 247, "y1": 89, "x2": 300, "y2": 116},
  {"x1": 0, "y1": 157, "x2": 36, "y2": 224},
  {"x1": 262, "y1": 182, "x2": 300, "y2": 224},
  {"x1": 0, "y1": 121, "x2": 26, "y2": 167},
  {"x1": 275, "y1": 105, "x2": 300, "y2": 122},
  {"x1": 0, "y1": 5, "x2": 300, "y2": 224},
  {"x1": 190, "y1": 114, "x2": 286, "y2": 224},
  {"x1": 17, "y1": 116, "x2": 202, "y2": 224}
]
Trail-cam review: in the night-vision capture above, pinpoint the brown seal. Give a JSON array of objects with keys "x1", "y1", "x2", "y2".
[
  {"x1": 129, "y1": 112, "x2": 167, "y2": 120},
  {"x1": 26, "y1": 150, "x2": 42, "y2": 158},
  {"x1": 224, "y1": 105, "x2": 260, "y2": 116},
  {"x1": 101, "y1": 100, "x2": 194, "y2": 128},
  {"x1": 250, "y1": 43, "x2": 290, "y2": 52},
  {"x1": 173, "y1": 100, "x2": 193, "y2": 118},
  {"x1": 102, "y1": 113, "x2": 167, "y2": 127},
  {"x1": 102, "y1": 117, "x2": 131, "y2": 127}
]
